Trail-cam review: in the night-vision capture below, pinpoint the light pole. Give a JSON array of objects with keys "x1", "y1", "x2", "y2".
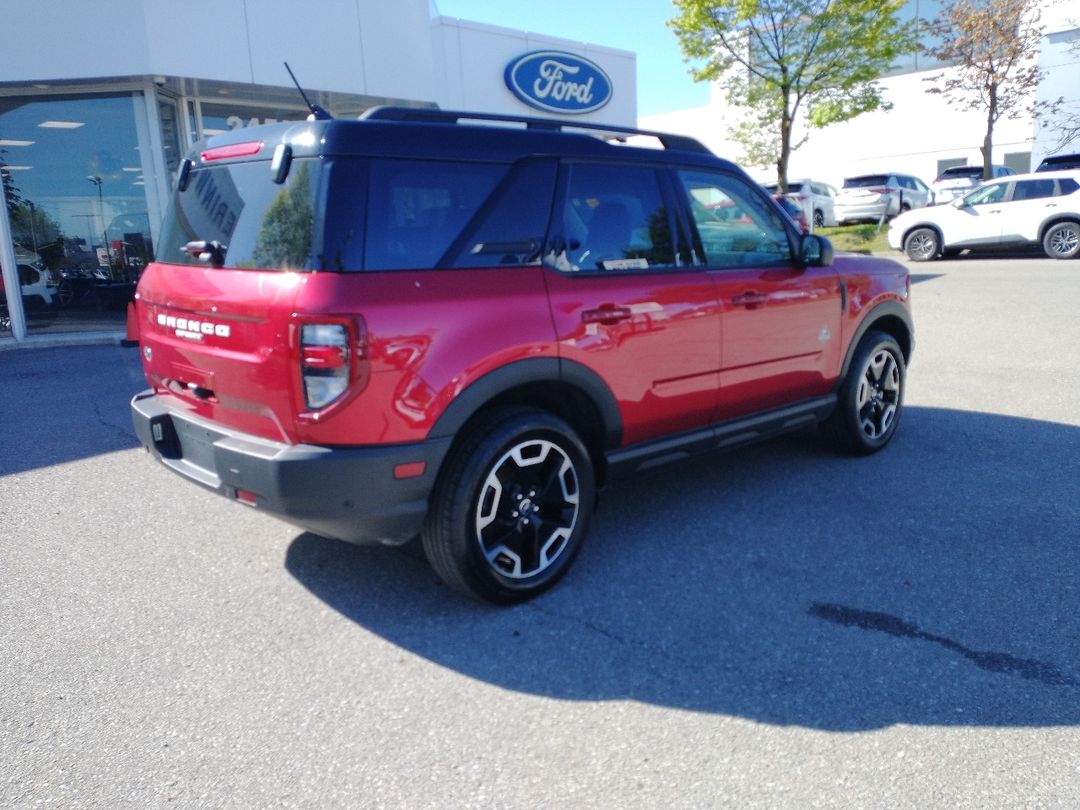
[{"x1": 86, "y1": 175, "x2": 112, "y2": 273}]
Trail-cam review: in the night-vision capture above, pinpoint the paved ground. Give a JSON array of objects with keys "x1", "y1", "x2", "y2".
[{"x1": 2, "y1": 254, "x2": 1079, "y2": 808}]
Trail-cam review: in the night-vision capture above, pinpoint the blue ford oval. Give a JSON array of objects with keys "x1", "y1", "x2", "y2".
[{"x1": 504, "y1": 51, "x2": 613, "y2": 115}]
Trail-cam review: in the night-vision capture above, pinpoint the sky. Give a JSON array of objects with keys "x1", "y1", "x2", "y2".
[{"x1": 432, "y1": 0, "x2": 711, "y2": 117}]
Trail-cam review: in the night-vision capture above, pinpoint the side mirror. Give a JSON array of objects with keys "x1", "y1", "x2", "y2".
[
  {"x1": 951, "y1": 197, "x2": 967, "y2": 209},
  {"x1": 800, "y1": 234, "x2": 834, "y2": 267}
]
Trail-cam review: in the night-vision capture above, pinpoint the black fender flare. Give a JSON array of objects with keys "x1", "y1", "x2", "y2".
[
  {"x1": 427, "y1": 357, "x2": 623, "y2": 449},
  {"x1": 839, "y1": 300, "x2": 914, "y2": 380}
]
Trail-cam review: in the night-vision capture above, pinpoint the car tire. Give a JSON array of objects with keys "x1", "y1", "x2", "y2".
[
  {"x1": 1042, "y1": 221, "x2": 1080, "y2": 259},
  {"x1": 823, "y1": 331, "x2": 906, "y2": 456},
  {"x1": 422, "y1": 407, "x2": 595, "y2": 604},
  {"x1": 904, "y1": 227, "x2": 940, "y2": 262}
]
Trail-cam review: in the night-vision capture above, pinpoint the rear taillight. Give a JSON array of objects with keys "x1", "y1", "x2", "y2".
[{"x1": 300, "y1": 324, "x2": 351, "y2": 409}]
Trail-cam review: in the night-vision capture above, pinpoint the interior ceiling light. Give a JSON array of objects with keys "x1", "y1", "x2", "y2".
[
  {"x1": 122, "y1": 167, "x2": 141, "y2": 172},
  {"x1": 38, "y1": 120, "x2": 85, "y2": 129},
  {"x1": 0, "y1": 139, "x2": 34, "y2": 147}
]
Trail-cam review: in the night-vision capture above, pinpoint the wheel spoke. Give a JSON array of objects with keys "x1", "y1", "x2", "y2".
[{"x1": 475, "y1": 437, "x2": 580, "y2": 580}]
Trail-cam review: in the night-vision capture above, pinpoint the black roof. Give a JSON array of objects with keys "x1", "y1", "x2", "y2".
[{"x1": 190, "y1": 107, "x2": 738, "y2": 174}]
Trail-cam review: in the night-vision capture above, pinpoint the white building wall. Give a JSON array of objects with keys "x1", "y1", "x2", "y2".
[
  {"x1": 641, "y1": 2, "x2": 1077, "y2": 189},
  {"x1": 0, "y1": 0, "x2": 634, "y2": 123},
  {"x1": 431, "y1": 17, "x2": 637, "y2": 125}
]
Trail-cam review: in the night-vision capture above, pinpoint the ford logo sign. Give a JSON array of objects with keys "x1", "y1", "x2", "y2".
[{"x1": 504, "y1": 51, "x2": 612, "y2": 115}]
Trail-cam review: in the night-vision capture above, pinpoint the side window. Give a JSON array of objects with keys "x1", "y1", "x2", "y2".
[
  {"x1": 545, "y1": 163, "x2": 675, "y2": 273},
  {"x1": 447, "y1": 159, "x2": 557, "y2": 268},
  {"x1": 676, "y1": 170, "x2": 792, "y2": 268},
  {"x1": 1058, "y1": 178, "x2": 1079, "y2": 195},
  {"x1": 1012, "y1": 179, "x2": 1056, "y2": 201},
  {"x1": 965, "y1": 182, "x2": 1008, "y2": 206},
  {"x1": 364, "y1": 159, "x2": 508, "y2": 270}
]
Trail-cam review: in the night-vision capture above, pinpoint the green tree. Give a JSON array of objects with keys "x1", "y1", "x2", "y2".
[
  {"x1": 669, "y1": 0, "x2": 915, "y2": 191},
  {"x1": 922, "y1": 0, "x2": 1055, "y2": 179}
]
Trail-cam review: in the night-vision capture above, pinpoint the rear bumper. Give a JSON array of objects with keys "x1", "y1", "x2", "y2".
[{"x1": 131, "y1": 389, "x2": 451, "y2": 545}]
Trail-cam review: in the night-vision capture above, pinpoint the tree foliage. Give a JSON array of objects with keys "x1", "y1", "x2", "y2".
[
  {"x1": 922, "y1": 0, "x2": 1054, "y2": 178},
  {"x1": 669, "y1": 0, "x2": 914, "y2": 190}
]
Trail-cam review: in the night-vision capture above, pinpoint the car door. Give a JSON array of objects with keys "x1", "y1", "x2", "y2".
[
  {"x1": 947, "y1": 181, "x2": 1011, "y2": 247},
  {"x1": 542, "y1": 162, "x2": 722, "y2": 446},
  {"x1": 999, "y1": 177, "x2": 1061, "y2": 244},
  {"x1": 674, "y1": 169, "x2": 841, "y2": 421}
]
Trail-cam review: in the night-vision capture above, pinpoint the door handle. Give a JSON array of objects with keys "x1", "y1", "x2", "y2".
[
  {"x1": 582, "y1": 305, "x2": 632, "y2": 325},
  {"x1": 732, "y1": 292, "x2": 768, "y2": 309}
]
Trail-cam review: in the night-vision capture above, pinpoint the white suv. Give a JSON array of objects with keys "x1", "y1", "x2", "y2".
[
  {"x1": 762, "y1": 179, "x2": 837, "y2": 228},
  {"x1": 888, "y1": 170, "x2": 1080, "y2": 261},
  {"x1": 835, "y1": 173, "x2": 932, "y2": 224},
  {"x1": 931, "y1": 164, "x2": 1014, "y2": 204}
]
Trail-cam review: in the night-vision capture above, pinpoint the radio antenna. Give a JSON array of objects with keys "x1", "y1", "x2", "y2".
[{"x1": 284, "y1": 62, "x2": 332, "y2": 120}]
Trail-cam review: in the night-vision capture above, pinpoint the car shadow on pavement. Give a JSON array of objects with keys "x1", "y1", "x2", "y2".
[
  {"x1": 285, "y1": 406, "x2": 1080, "y2": 731},
  {"x1": 0, "y1": 344, "x2": 144, "y2": 476}
]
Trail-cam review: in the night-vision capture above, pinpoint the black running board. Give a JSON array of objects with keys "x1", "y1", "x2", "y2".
[{"x1": 604, "y1": 395, "x2": 835, "y2": 480}]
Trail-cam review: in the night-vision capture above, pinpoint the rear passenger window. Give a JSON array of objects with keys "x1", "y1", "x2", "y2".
[
  {"x1": 364, "y1": 160, "x2": 508, "y2": 270},
  {"x1": 546, "y1": 163, "x2": 676, "y2": 272}
]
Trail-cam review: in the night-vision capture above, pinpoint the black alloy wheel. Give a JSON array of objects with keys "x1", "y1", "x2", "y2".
[{"x1": 422, "y1": 408, "x2": 595, "y2": 604}]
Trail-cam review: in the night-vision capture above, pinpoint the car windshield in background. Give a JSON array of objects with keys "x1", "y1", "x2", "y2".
[{"x1": 844, "y1": 175, "x2": 889, "y2": 188}]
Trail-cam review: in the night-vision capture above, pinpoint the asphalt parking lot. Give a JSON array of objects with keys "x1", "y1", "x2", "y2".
[{"x1": 2, "y1": 253, "x2": 1079, "y2": 808}]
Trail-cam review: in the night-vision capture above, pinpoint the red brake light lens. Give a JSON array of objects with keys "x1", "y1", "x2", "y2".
[
  {"x1": 300, "y1": 324, "x2": 350, "y2": 409},
  {"x1": 201, "y1": 141, "x2": 263, "y2": 162}
]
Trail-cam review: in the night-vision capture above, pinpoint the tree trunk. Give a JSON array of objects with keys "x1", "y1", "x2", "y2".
[
  {"x1": 777, "y1": 101, "x2": 792, "y2": 193},
  {"x1": 982, "y1": 84, "x2": 998, "y2": 180}
]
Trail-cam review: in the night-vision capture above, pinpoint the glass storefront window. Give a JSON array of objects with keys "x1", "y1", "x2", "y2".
[
  {"x1": 0, "y1": 93, "x2": 157, "y2": 336},
  {"x1": 197, "y1": 101, "x2": 308, "y2": 138}
]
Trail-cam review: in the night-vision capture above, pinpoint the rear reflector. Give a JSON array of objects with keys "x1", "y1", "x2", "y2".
[
  {"x1": 201, "y1": 141, "x2": 263, "y2": 162},
  {"x1": 235, "y1": 488, "x2": 258, "y2": 505},
  {"x1": 393, "y1": 462, "x2": 427, "y2": 480}
]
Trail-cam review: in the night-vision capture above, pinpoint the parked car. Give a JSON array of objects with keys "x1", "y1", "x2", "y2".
[
  {"x1": 1036, "y1": 153, "x2": 1080, "y2": 172},
  {"x1": 835, "y1": 173, "x2": 932, "y2": 224},
  {"x1": 762, "y1": 179, "x2": 837, "y2": 228},
  {"x1": 772, "y1": 193, "x2": 809, "y2": 233},
  {"x1": 888, "y1": 170, "x2": 1080, "y2": 261},
  {"x1": 931, "y1": 164, "x2": 1014, "y2": 203},
  {"x1": 0, "y1": 263, "x2": 55, "y2": 309},
  {"x1": 130, "y1": 107, "x2": 913, "y2": 604}
]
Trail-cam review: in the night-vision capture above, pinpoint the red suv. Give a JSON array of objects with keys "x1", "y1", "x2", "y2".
[{"x1": 131, "y1": 108, "x2": 913, "y2": 603}]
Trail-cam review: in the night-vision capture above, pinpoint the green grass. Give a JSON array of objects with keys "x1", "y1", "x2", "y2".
[{"x1": 816, "y1": 224, "x2": 893, "y2": 255}]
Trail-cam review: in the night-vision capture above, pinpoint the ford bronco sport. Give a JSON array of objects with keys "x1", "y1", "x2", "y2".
[{"x1": 131, "y1": 107, "x2": 913, "y2": 603}]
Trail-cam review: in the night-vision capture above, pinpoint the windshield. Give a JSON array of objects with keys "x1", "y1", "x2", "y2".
[{"x1": 157, "y1": 157, "x2": 324, "y2": 270}]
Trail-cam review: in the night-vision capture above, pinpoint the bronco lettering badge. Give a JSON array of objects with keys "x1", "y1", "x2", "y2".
[{"x1": 157, "y1": 312, "x2": 231, "y2": 341}]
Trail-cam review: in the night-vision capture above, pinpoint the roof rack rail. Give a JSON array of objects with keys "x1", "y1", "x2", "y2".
[{"x1": 359, "y1": 106, "x2": 712, "y2": 155}]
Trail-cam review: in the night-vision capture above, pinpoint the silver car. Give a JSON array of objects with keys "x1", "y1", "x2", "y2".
[
  {"x1": 835, "y1": 173, "x2": 932, "y2": 225},
  {"x1": 931, "y1": 164, "x2": 1014, "y2": 203}
]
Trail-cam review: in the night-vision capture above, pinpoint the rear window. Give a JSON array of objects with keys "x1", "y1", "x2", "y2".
[
  {"x1": 158, "y1": 158, "x2": 324, "y2": 270},
  {"x1": 939, "y1": 166, "x2": 982, "y2": 179},
  {"x1": 1037, "y1": 154, "x2": 1080, "y2": 172},
  {"x1": 844, "y1": 175, "x2": 889, "y2": 188}
]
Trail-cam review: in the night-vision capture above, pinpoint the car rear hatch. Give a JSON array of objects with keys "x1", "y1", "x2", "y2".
[{"x1": 136, "y1": 125, "x2": 331, "y2": 444}]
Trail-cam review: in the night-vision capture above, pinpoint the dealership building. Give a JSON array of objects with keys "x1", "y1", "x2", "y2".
[
  {"x1": 642, "y1": 1, "x2": 1080, "y2": 191},
  {"x1": 0, "y1": 0, "x2": 635, "y2": 344}
]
